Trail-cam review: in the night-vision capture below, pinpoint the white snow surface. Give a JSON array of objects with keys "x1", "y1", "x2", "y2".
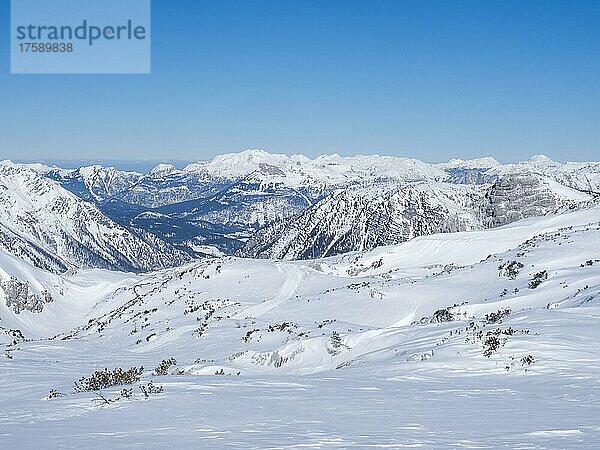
[{"x1": 1, "y1": 206, "x2": 600, "y2": 448}]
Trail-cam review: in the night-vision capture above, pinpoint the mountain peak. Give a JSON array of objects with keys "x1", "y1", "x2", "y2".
[
  {"x1": 184, "y1": 149, "x2": 290, "y2": 178},
  {"x1": 528, "y1": 154, "x2": 558, "y2": 166},
  {"x1": 149, "y1": 163, "x2": 178, "y2": 176},
  {"x1": 212, "y1": 149, "x2": 276, "y2": 163},
  {"x1": 443, "y1": 157, "x2": 501, "y2": 169}
]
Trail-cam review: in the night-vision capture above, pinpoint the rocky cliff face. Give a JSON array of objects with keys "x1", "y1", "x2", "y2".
[
  {"x1": 46, "y1": 165, "x2": 142, "y2": 202},
  {"x1": 479, "y1": 173, "x2": 592, "y2": 228},
  {"x1": 484, "y1": 156, "x2": 600, "y2": 194},
  {"x1": 444, "y1": 168, "x2": 497, "y2": 185}
]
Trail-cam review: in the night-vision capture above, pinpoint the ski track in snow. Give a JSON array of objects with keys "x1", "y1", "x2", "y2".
[{"x1": 232, "y1": 263, "x2": 309, "y2": 320}]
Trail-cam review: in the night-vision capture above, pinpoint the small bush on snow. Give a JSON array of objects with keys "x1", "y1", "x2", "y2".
[
  {"x1": 154, "y1": 357, "x2": 177, "y2": 376},
  {"x1": 73, "y1": 366, "x2": 144, "y2": 393}
]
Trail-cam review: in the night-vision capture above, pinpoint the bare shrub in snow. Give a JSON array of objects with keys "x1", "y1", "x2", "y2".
[
  {"x1": 47, "y1": 389, "x2": 66, "y2": 399},
  {"x1": 483, "y1": 335, "x2": 502, "y2": 357},
  {"x1": 154, "y1": 357, "x2": 177, "y2": 375},
  {"x1": 73, "y1": 366, "x2": 144, "y2": 393},
  {"x1": 529, "y1": 270, "x2": 548, "y2": 289},
  {"x1": 521, "y1": 355, "x2": 535, "y2": 366},
  {"x1": 498, "y1": 261, "x2": 525, "y2": 279},
  {"x1": 485, "y1": 308, "x2": 511, "y2": 324},
  {"x1": 328, "y1": 331, "x2": 349, "y2": 355},
  {"x1": 140, "y1": 381, "x2": 163, "y2": 398}
]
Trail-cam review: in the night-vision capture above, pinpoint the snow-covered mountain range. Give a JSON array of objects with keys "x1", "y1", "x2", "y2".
[{"x1": 19, "y1": 150, "x2": 599, "y2": 261}]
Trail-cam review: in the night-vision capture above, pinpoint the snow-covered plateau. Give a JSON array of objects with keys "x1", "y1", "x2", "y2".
[{"x1": 1, "y1": 152, "x2": 600, "y2": 448}]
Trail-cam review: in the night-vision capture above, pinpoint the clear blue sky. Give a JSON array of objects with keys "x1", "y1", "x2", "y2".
[{"x1": 1, "y1": 0, "x2": 599, "y2": 163}]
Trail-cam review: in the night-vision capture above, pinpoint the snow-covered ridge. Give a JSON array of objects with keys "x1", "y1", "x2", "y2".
[
  {"x1": 183, "y1": 150, "x2": 600, "y2": 188},
  {"x1": 0, "y1": 162, "x2": 189, "y2": 273},
  {"x1": 438, "y1": 156, "x2": 502, "y2": 169},
  {"x1": 183, "y1": 149, "x2": 447, "y2": 187},
  {"x1": 240, "y1": 181, "x2": 485, "y2": 260}
]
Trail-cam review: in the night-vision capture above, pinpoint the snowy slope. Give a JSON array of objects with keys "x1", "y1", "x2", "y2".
[
  {"x1": 0, "y1": 250, "x2": 137, "y2": 337},
  {"x1": 3, "y1": 204, "x2": 599, "y2": 361},
  {"x1": 67, "y1": 205, "x2": 600, "y2": 360},
  {"x1": 1, "y1": 205, "x2": 600, "y2": 447}
]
